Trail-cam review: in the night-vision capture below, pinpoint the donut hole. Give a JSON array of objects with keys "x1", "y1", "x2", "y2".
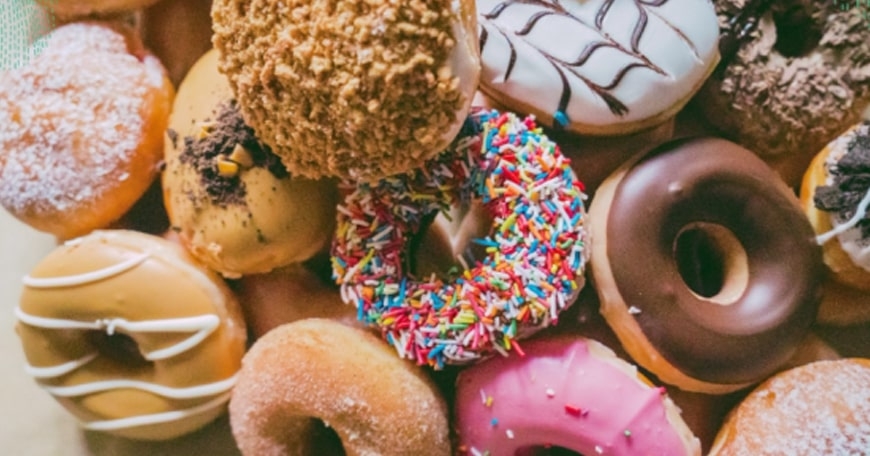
[
  {"x1": 771, "y1": 3, "x2": 823, "y2": 58},
  {"x1": 673, "y1": 223, "x2": 748, "y2": 305},
  {"x1": 85, "y1": 330, "x2": 151, "y2": 368}
]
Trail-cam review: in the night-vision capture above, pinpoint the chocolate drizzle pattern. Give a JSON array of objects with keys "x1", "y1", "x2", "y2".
[
  {"x1": 479, "y1": 0, "x2": 696, "y2": 124},
  {"x1": 814, "y1": 122, "x2": 870, "y2": 239}
]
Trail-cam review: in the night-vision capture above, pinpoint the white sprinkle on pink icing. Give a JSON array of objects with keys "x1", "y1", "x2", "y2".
[{"x1": 0, "y1": 22, "x2": 163, "y2": 216}]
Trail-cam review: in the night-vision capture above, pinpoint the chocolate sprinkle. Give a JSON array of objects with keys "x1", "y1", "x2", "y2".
[
  {"x1": 178, "y1": 100, "x2": 288, "y2": 207},
  {"x1": 814, "y1": 123, "x2": 870, "y2": 238},
  {"x1": 167, "y1": 128, "x2": 179, "y2": 149}
]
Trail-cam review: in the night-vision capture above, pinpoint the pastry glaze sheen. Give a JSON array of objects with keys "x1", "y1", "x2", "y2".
[
  {"x1": 599, "y1": 137, "x2": 823, "y2": 385},
  {"x1": 477, "y1": 0, "x2": 720, "y2": 134},
  {"x1": 454, "y1": 336, "x2": 701, "y2": 456},
  {"x1": 15, "y1": 230, "x2": 247, "y2": 440}
]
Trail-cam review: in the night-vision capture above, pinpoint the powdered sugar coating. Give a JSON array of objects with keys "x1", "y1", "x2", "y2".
[
  {"x1": 0, "y1": 22, "x2": 164, "y2": 217},
  {"x1": 711, "y1": 359, "x2": 870, "y2": 455}
]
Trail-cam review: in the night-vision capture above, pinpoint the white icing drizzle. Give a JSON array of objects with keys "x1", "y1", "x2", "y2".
[
  {"x1": 816, "y1": 186, "x2": 870, "y2": 245},
  {"x1": 42, "y1": 374, "x2": 237, "y2": 399},
  {"x1": 22, "y1": 252, "x2": 150, "y2": 288},
  {"x1": 476, "y1": 0, "x2": 719, "y2": 129},
  {"x1": 24, "y1": 353, "x2": 99, "y2": 379},
  {"x1": 84, "y1": 392, "x2": 232, "y2": 432},
  {"x1": 15, "y1": 307, "x2": 220, "y2": 361}
]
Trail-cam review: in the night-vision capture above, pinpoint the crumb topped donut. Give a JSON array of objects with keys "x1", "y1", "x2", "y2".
[
  {"x1": 15, "y1": 230, "x2": 247, "y2": 440},
  {"x1": 700, "y1": 0, "x2": 870, "y2": 186},
  {"x1": 163, "y1": 49, "x2": 338, "y2": 278},
  {"x1": 211, "y1": 0, "x2": 481, "y2": 182},
  {"x1": 477, "y1": 0, "x2": 721, "y2": 135},
  {"x1": 0, "y1": 21, "x2": 173, "y2": 240}
]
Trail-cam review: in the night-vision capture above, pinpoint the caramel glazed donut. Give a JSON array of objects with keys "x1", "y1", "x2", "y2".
[
  {"x1": 589, "y1": 137, "x2": 823, "y2": 394},
  {"x1": 15, "y1": 230, "x2": 247, "y2": 441},
  {"x1": 700, "y1": 0, "x2": 870, "y2": 185}
]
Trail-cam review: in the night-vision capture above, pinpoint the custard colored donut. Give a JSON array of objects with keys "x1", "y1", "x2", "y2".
[
  {"x1": 476, "y1": 0, "x2": 720, "y2": 135},
  {"x1": 14, "y1": 230, "x2": 247, "y2": 440},
  {"x1": 454, "y1": 335, "x2": 701, "y2": 455},
  {"x1": 700, "y1": 0, "x2": 870, "y2": 187},
  {"x1": 229, "y1": 319, "x2": 451, "y2": 456},
  {"x1": 332, "y1": 110, "x2": 590, "y2": 368},
  {"x1": 211, "y1": 0, "x2": 481, "y2": 181},
  {"x1": 163, "y1": 49, "x2": 338, "y2": 278},
  {"x1": 708, "y1": 358, "x2": 870, "y2": 455},
  {"x1": 589, "y1": 137, "x2": 823, "y2": 393},
  {"x1": 800, "y1": 121, "x2": 870, "y2": 324},
  {"x1": 0, "y1": 21, "x2": 174, "y2": 240},
  {"x1": 35, "y1": 0, "x2": 161, "y2": 19}
]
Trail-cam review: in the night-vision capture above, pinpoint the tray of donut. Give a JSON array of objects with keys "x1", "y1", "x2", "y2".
[{"x1": 2, "y1": 0, "x2": 870, "y2": 454}]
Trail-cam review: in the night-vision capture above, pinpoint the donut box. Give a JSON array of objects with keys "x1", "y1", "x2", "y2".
[{"x1": 2, "y1": 0, "x2": 870, "y2": 454}]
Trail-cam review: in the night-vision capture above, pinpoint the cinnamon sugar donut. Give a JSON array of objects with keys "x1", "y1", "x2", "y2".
[
  {"x1": 14, "y1": 230, "x2": 247, "y2": 440},
  {"x1": 709, "y1": 358, "x2": 870, "y2": 455},
  {"x1": 700, "y1": 0, "x2": 870, "y2": 187},
  {"x1": 211, "y1": 0, "x2": 481, "y2": 181},
  {"x1": 229, "y1": 319, "x2": 451, "y2": 456},
  {"x1": 0, "y1": 21, "x2": 174, "y2": 240}
]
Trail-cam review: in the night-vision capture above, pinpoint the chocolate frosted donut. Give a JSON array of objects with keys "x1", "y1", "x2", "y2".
[
  {"x1": 699, "y1": 0, "x2": 870, "y2": 187},
  {"x1": 589, "y1": 137, "x2": 823, "y2": 393}
]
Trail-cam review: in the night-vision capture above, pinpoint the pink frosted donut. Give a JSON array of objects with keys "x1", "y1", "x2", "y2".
[{"x1": 454, "y1": 335, "x2": 700, "y2": 455}]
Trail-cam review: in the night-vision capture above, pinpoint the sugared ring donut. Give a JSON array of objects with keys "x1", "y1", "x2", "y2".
[
  {"x1": 15, "y1": 230, "x2": 247, "y2": 440},
  {"x1": 0, "y1": 22, "x2": 174, "y2": 240},
  {"x1": 477, "y1": 0, "x2": 720, "y2": 135},
  {"x1": 332, "y1": 109, "x2": 589, "y2": 368},
  {"x1": 589, "y1": 137, "x2": 823, "y2": 394},
  {"x1": 229, "y1": 319, "x2": 451, "y2": 456},
  {"x1": 709, "y1": 358, "x2": 870, "y2": 455},
  {"x1": 700, "y1": 0, "x2": 870, "y2": 187},
  {"x1": 454, "y1": 335, "x2": 701, "y2": 455}
]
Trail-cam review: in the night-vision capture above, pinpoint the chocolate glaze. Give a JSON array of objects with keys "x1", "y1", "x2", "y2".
[{"x1": 606, "y1": 137, "x2": 823, "y2": 384}]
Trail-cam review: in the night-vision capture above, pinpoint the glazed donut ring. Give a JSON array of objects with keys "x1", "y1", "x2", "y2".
[
  {"x1": 476, "y1": 0, "x2": 720, "y2": 135},
  {"x1": 15, "y1": 230, "x2": 247, "y2": 440},
  {"x1": 229, "y1": 319, "x2": 451, "y2": 456},
  {"x1": 211, "y1": 0, "x2": 481, "y2": 181},
  {"x1": 0, "y1": 21, "x2": 173, "y2": 240},
  {"x1": 709, "y1": 358, "x2": 870, "y2": 455},
  {"x1": 454, "y1": 335, "x2": 701, "y2": 456},
  {"x1": 700, "y1": 0, "x2": 870, "y2": 185},
  {"x1": 589, "y1": 137, "x2": 823, "y2": 393},
  {"x1": 332, "y1": 110, "x2": 590, "y2": 368}
]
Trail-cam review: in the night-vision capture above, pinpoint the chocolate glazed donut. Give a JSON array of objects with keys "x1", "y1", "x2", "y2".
[{"x1": 589, "y1": 137, "x2": 823, "y2": 394}]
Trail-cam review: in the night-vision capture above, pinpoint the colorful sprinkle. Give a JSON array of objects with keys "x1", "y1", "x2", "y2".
[{"x1": 331, "y1": 109, "x2": 589, "y2": 368}]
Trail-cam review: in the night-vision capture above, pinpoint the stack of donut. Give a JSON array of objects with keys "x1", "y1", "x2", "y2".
[{"x1": 2, "y1": 0, "x2": 870, "y2": 454}]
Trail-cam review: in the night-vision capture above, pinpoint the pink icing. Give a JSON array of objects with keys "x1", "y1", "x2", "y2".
[{"x1": 454, "y1": 336, "x2": 693, "y2": 456}]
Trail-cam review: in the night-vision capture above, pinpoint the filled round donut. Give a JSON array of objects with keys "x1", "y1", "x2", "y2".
[
  {"x1": 211, "y1": 0, "x2": 481, "y2": 182},
  {"x1": 14, "y1": 230, "x2": 247, "y2": 440},
  {"x1": 708, "y1": 358, "x2": 870, "y2": 455},
  {"x1": 229, "y1": 318, "x2": 451, "y2": 456},
  {"x1": 162, "y1": 49, "x2": 338, "y2": 278},
  {"x1": 332, "y1": 109, "x2": 590, "y2": 368},
  {"x1": 0, "y1": 21, "x2": 174, "y2": 240},
  {"x1": 588, "y1": 137, "x2": 823, "y2": 393},
  {"x1": 700, "y1": 0, "x2": 870, "y2": 187},
  {"x1": 476, "y1": 0, "x2": 720, "y2": 135},
  {"x1": 454, "y1": 334, "x2": 701, "y2": 456},
  {"x1": 800, "y1": 121, "x2": 870, "y2": 324}
]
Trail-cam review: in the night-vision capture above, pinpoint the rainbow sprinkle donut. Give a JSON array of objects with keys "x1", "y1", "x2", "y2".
[{"x1": 332, "y1": 109, "x2": 589, "y2": 368}]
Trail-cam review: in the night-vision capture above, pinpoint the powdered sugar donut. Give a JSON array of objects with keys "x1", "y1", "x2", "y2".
[
  {"x1": 477, "y1": 0, "x2": 720, "y2": 135},
  {"x1": 332, "y1": 109, "x2": 589, "y2": 368}
]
